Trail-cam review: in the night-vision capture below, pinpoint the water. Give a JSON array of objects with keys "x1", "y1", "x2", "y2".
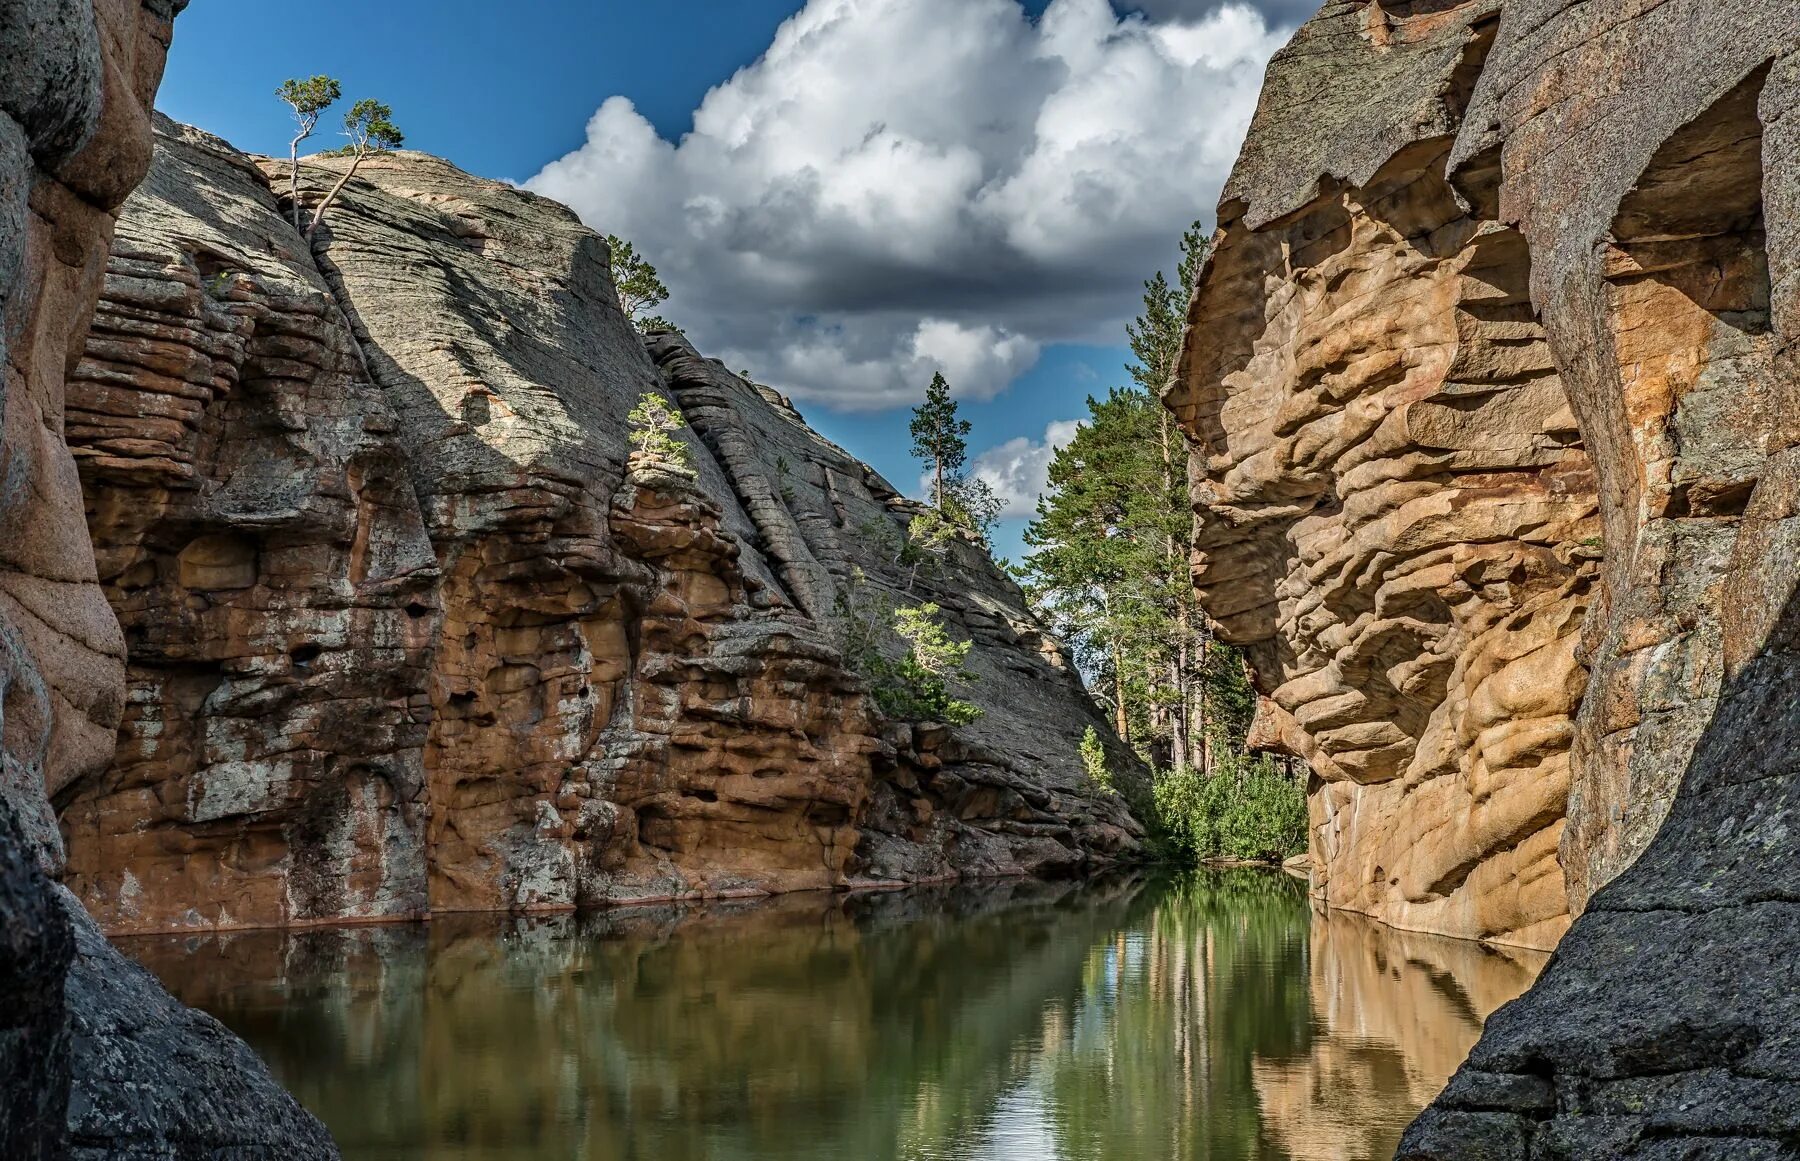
[{"x1": 120, "y1": 871, "x2": 1546, "y2": 1161}]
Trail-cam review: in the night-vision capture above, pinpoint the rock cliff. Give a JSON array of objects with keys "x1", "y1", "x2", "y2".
[
  {"x1": 1168, "y1": 0, "x2": 1596, "y2": 951},
  {"x1": 0, "y1": 0, "x2": 336, "y2": 1155},
  {"x1": 1405, "y1": 1, "x2": 1800, "y2": 1153},
  {"x1": 1172, "y1": 0, "x2": 1800, "y2": 1150},
  {"x1": 54, "y1": 120, "x2": 1140, "y2": 935}
]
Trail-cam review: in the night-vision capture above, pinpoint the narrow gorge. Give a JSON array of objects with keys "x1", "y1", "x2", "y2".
[
  {"x1": 5, "y1": 0, "x2": 1800, "y2": 1156},
  {"x1": 1, "y1": 2, "x2": 1136, "y2": 1151}
]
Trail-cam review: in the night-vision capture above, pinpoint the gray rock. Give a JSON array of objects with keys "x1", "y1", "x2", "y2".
[
  {"x1": 0, "y1": 2, "x2": 345, "y2": 1155},
  {"x1": 0, "y1": 799, "x2": 70, "y2": 1160}
]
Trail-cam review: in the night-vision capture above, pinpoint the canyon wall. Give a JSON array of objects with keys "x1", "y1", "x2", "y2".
[
  {"x1": 0, "y1": 0, "x2": 336, "y2": 1155},
  {"x1": 1173, "y1": 0, "x2": 1800, "y2": 1149},
  {"x1": 1167, "y1": 0, "x2": 1595, "y2": 951},
  {"x1": 1404, "y1": 0, "x2": 1800, "y2": 1153},
  {"x1": 54, "y1": 121, "x2": 1140, "y2": 935}
]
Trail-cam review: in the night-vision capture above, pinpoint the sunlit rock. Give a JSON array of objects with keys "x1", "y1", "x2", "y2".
[{"x1": 57, "y1": 121, "x2": 1142, "y2": 934}]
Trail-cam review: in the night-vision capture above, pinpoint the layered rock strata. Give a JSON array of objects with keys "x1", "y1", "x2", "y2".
[
  {"x1": 1167, "y1": 0, "x2": 1597, "y2": 951},
  {"x1": 56, "y1": 124, "x2": 1139, "y2": 934},
  {"x1": 1402, "y1": 0, "x2": 1800, "y2": 1153},
  {"x1": 1172, "y1": 0, "x2": 1800, "y2": 1148},
  {"x1": 0, "y1": 0, "x2": 336, "y2": 1155}
]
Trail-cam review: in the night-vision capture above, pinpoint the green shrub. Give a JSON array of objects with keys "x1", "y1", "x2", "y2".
[
  {"x1": 1151, "y1": 752, "x2": 1306, "y2": 864},
  {"x1": 831, "y1": 576, "x2": 982, "y2": 725},
  {"x1": 1079, "y1": 726, "x2": 1116, "y2": 796},
  {"x1": 627, "y1": 392, "x2": 691, "y2": 471}
]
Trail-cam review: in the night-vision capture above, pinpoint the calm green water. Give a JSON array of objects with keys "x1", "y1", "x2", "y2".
[{"x1": 122, "y1": 872, "x2": 1545, "y2": 1161}]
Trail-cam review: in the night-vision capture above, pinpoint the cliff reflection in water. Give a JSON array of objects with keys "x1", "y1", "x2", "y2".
[{"x1": 120, "y1": 872, "x2": 1545, "y2": 1161}]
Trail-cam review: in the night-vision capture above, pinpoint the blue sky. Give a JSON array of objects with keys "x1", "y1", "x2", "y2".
[{"x1": 158, "y1": 1, "x2": 1294, "y2": 560}]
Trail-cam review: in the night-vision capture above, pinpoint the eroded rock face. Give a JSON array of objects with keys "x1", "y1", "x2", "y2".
[
  {"x1": 0, "y1": 2, "x2": 337, "y2": 1155},
  {"x1": 57, "y1": 127, "x2": 1140, "y2": 933},
  {"x1": 647, "y1": 339, "x2": 1144, "y2": 889},
  {"x1": 1400, "y1": 0, "x2": 1800, "y2": 1153},
  {"x1": 1176, "y1": 0, "x2": 1800, "y2": 1148},
  {"x1": 58, "y1": 118, "x2": 438, "y2": 933},
  {"x1": 1168, "y1": 0, "x2": 1597, "y2": 950}
]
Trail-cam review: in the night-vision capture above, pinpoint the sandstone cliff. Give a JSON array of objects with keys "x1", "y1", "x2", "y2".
[
  {"x1": 53, "y1": 120, "x2": 1140, "y2": 936},
  {"x1": 0, "y1": 0, "x2": 336, "y2": 1155},
  {"x1": 1405, "y1": 1, "x2": 1800, "y2": 1153},
  {"x1": 1168, "y1": 0, "x2": 1595, "y2": 951},
  {"x1": 1172, "y1": 0, "x2": 1800, "y2": 1150}
]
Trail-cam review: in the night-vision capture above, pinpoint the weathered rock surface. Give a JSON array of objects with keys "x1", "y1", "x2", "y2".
[
  {"x1": 1168, "y1": 0, "x2": 1597, "y2": 951},
  {"x1": 1174, "y1": 0, "x2": 1800, "y2": 1149},
  {"x1": 57, "y1": 118, "x2": 440, "y2": 932},
  {"x1": 56, "y1": 124, "x2": 1140, "y2": 934},
  {"x1": 1401, "y1": 1, "x2": 1800, "y2": 1154},
  {"x1": 0, "y1": 0, "x2": 338, "y2": 1155}
]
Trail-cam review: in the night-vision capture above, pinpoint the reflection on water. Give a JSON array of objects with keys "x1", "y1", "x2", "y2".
[{"x1": 120, "y1": 873, "x2": 1545, "y2": 1161}]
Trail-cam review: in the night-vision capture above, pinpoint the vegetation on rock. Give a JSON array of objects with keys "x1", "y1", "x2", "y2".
[
  {"x1": 1079, "y1": 727, "x2": 1116, "y2": 796},
  {"x1": 833, "y1": 571, "x2": 983, "y2": 726},
  {"x1": 909, "y1": 372, "x2": 1003, "y2": 544},
  {"x1": 275, "y1": 75, "x2": 403, "y2": 237},
  {"x1": 276, "y1": 75, "x2": 339, "y2": 231},
  {"x1": 626, "y1": 391, "x2": 692, "y2": 472},
  {"x1": 606, "y1": 233, "x2": 673, "y2": 331}
]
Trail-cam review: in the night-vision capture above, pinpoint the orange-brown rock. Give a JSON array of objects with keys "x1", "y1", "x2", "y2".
[
  {"x1": 56, "y1": 118, "x2": 440, "y2": 931},
  {"x1": 1252, "y1": 908, "x2": 1545, "y2": 1161},
  {"x1": 1177, "y1": 0, "x2": 1800, "y2": 1148},
  {"x1": 1401, "y1": 1, "x2": 1800, "y2": 1152},
  {"x1": 1167, "y1": 0, "x2": 1597, "y2": 950},
  {"x1": 56, "y1": 124, "x2": 1141, "y2": 935}
]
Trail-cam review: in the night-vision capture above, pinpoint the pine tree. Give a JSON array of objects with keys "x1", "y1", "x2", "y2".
[
  {"x1": 276, "y1": 75, "x2": 341, "y2": 232},
  {"x1": 305, "y1": 97, "x2": 403, "y2": 237},
  {"x1": 1023, "y1": 220, "x2": 1303, "y2": 862},
  {"x1": 1127, "y1": 219, "x2": 1209, "y2": 396},
  {"x1": 909, "y1": 372, "x2": 970, "y2": 516},
  {"x1": 606, "y1": 235, "x2": 670, "y2": 328}
]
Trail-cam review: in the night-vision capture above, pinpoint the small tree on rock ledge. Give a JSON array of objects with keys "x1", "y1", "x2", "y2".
[
  {"x1": 607, "y1": 234, "x2": 671, "y2": 331},
  {"x1": 277, "y1": 75, "x2": 342, "y2": 232},
  {"x1": 306, "y1": 98, "x2": 404, "y2": 238},
  {"x1": 627, "y1": 391, "x2": 693, "y2": 474}
]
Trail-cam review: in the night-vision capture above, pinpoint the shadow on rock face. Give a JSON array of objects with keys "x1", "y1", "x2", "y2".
[{"x1": 1401, "y1": 466, "x2": 1800, "y2": 1155}]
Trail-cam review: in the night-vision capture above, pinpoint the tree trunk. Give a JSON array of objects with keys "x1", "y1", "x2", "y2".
[
  {"x1": 287, "y1": 135, "x2": 305, "y2": 232},
  {"x1": 306, "y1": 144, "x2": 368, "y2": 238},
  {"x1": 1110, "y1": 639, "x2": 1130, "y2": 743},
  {"x1": 1168, "y1": 654, "x2": 1189, "y2": 773},
  {"x1": 1197, "y1": 645, "x2": 1212, "y2": 776}
]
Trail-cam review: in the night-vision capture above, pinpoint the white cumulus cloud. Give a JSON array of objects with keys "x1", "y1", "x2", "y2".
[
  {"x1": 528, "y1": 0, "x2": 1289, "y2": 411},
  {"x1": 960, "y1": 418, "x2": 1085, "y2": 519}
]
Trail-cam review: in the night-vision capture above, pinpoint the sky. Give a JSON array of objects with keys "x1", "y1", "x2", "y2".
[{"x1": 157, "y1": 0, "x2": 1304, "y2": 560}]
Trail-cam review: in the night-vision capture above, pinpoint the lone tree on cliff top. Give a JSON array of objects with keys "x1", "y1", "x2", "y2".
[
  {"x1": 607, "y1": 234, "x2": 672, "y2": 330},
  {"x1": 907, "y1": 373, "x2": 1002, "y2": 544},
  {"x1": 307, "y1": 99, "x2": 404, "y2": 237},
  {"x1": 277, "y1": 75, "x2": 340, "y2": 232},
  {"x1": 275, "y1": 76, "x2": 404, "y2": 239},
  {"x1": 910, "y1": 373, "x2": 970, "y2": 518}
]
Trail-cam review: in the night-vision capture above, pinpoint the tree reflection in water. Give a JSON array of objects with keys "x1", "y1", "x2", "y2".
[{"x1": 120, "y1": 872, "x2": 1544, "y2": 1161}]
